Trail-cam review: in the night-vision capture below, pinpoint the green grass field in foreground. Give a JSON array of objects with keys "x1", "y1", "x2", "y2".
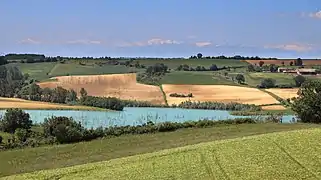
[
  {"x1": 0, "y1": 123, "x2": 319, "y2": 178},
  {"x1": 5, "y1": 127, "x2": 321, "y2": 180}
]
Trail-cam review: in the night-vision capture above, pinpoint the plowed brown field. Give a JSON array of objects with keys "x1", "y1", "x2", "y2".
[
  {"x1": 245, "y1": 60, "x2": 321, "y2": 66},
  {"x1": 162, "y1": 84, "x2": 279, "y2": 106},
  {"x1": 38, "y1": 73, "x2": 165, "y2": 105}
]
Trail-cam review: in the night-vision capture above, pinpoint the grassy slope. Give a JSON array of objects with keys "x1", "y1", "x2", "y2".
[
  {"x1": 0, "y1": 123, "x2": 319, "y2": 178},
  {"x1": 9, "y1": 63, "x2": 57, "y2": 81},
  {"x1": 244, "y1": 72, "x2": 296, "y2": 87},
  {"x1": 14, "y1": 62, "x2": 142, "y2": 81},
  {"x1": 5, "y1": 126, "x2": 321, "y2": 180},
  {"x1": 160, "y1": 71, "x2": 238, "y2": 85}
]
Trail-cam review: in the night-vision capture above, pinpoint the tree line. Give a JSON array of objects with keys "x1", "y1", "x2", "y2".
[
  {"x1": 176, "y1": 64, "x2": 232, "y2": 71},
  {"x1": 0, "y1": 108, "x2": 257, "y2": 150},
  {"x1": 189, "y1": 53, "x2": 278, "y2": 60}
]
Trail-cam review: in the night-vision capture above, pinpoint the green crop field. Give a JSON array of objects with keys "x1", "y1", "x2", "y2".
[
  {"x1": 160, "y1": 71, "x2": 238, "y2": 85},
  {"x1": 12, "y1": 62, "x2": 142, "y2": 81},
  {"x1": 48, "y1": 63, "x2": 141, "y2": 77},
  {"x1": 4, "y1": 127, "x2": 321, "y2": 180},
  {"x1": 0, "y1": 123, "x2": 318, "y2": 178},
  {"x1": 138, "y1": 59, "x2": 248, "y2": 69},
  {"x1": 244, "y1": 72, "x2": 296, "y2": 87},
  {"x1": 9, "y1": 63, "x2": 57, "y2": 81}
]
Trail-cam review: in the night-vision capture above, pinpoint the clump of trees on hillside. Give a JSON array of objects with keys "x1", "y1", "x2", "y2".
[
  {"x1": 292, "y1": 80, "x2": 321, "y2": 123},
  {"x1": 176, "y1": 64, "x2": 228, "y2": 71},
  {"x1": 0, "y1": 65, "x2": 29, "y2": 97},
  {"x1": 137, "y1": 63, "x2": 169, "y2": 85}
]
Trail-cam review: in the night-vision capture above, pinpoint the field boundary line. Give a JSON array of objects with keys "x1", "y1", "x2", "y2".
[
  {"x1": 48, "y1": 63, "x2": 60, "y2": 76},
  {"x1": 210, "y1": 149, "x2": 231, "y2": 180},
  {"x1": 159, "y1": 85, "x2": 168, "y2": 106}
]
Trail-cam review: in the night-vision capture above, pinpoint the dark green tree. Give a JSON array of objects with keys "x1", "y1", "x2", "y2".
[
  {"x1": 66, "y1": 89, "x2": 78, "y2": 103},
  {"x1": 247, "y1": 64, "x2": 255, "y2": 72},
  {"x1": 292, "y1": 80, "x2": 321, "y2": 123},
  {"x1": 0, "y1": 109, "x2": 32, "y2": 134},
  {"x1": 260, "y1": 78, "x2": 276, "y2": 88},
  {"x1": 197, "y1": 53, "x2": 203, "y2": 59},
  {"x1": 0, "y1": 56, "x2": 8, "y2": 66},
  {"x1": 235, "y1": 74, "x2": 245, "y2": 84},
  {"x1": 295, "y1": 58, "x2": 303, "y2": 66},
  {"x1": 294, "y1": 75, "x2": 306, "y2": 87},
  {"x1": 209, "y1": 64, "x2": 218, "y2": 71},
  {"x1": 51, "y1": 86, "x2": 68, "y2": 103},
  {"x1": 29, "y1": 83, "x2": 42, "y2": 101}
]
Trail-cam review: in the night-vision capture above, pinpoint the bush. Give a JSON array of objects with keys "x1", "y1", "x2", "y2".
[
  {"x1": 0, "y1": 135, "x2": 2, "y2": 144},
  {"x1": 0, "y1": 109, "x2": 32, "y2": 134},
  {"x1": 42, "y1": 116, "x2": 86, "y2": 144},
  {"x1": 169, "y1": 93, "x2": 193, "y2": 98},
  {"x1": 175, "y1": 101, "x2": 261, "y2": 111},
  {"x1": 14, "y1": 128, "x2": 29, "y2": 142},
  {"x1": 275, "y1": 84, "x2": 295, "y2": 88},
  {"x1": 294, "y1": 75, "x2": 306, "y2": 87},
  {"x1": 260, "y1": 78, "x2": 276, "y2": 88}
]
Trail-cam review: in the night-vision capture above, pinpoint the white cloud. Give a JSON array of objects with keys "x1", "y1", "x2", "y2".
[
  {"x1": 309, "y1": 10, "x2": 321, "y2": 19},
  {"x1": 264, "y1": 43, "x2": 313, "y2": 52},
  {"x1": 116, "y1": 38, "x2": 182, "y2": 47},
  {"x1": 195, "y1": 42, "x2": 212, "y2": 47},
  {"x1": 66, "y1": 39, "x2": 102, "y2": 45},
  {"x1": 18, "y1": 38, "x2": 41, "y2": 44}
]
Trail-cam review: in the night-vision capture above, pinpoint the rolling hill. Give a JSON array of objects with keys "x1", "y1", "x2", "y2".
[{"x1": 4, "y1": 128, "x2": 321, "y2": 180}]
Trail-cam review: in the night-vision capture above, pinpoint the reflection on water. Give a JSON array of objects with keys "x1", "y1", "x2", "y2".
[{"x1": 0, "y1": 107, "x2": 296, "y2": 129}]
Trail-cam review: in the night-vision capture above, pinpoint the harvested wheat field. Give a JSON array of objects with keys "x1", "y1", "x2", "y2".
[
  {"x1": 38, "y1": 73, "x2": 165, "y2": 105},
  {"x1": 0, "y1": 97, "x2": 98, "y2": 110},
  {"x1": 265, "y1": 88, "x2": 299, "y2": 99},
  {"x1": 162, "y1": 84, "x2": 279, "y2": 106},
  {"x1": 261, "y1": 105, "x2": 286, "y2": 110}
]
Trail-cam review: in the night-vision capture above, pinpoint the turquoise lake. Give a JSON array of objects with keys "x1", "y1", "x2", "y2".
[{"x1": 0, "y1": 107, "x2": 296, "y2": 129}]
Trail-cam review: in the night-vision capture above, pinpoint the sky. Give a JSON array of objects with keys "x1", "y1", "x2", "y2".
[{"x1": 1, "y1": 0, "x2": 321, "y2": 58}]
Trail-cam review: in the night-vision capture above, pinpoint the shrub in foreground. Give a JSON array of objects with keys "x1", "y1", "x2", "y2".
[{"x1": 0, "y1": 109, "x2": 32, "y2": 134}]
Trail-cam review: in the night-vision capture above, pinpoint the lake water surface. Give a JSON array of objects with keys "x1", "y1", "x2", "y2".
[{"x1": 0, "y1": 107, "x2": 296, "y2": 129}]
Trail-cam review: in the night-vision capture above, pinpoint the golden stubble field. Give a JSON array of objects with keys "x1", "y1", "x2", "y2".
[
  {"x1": 162, "y1": 84, "x2": 280, "y2": 106},
  {"x1": 0, "y1": 97, "x2": 97, "y2": 110},
  {"x1": 265, "y1": 88, "x2": 299, "y2": 99},
  {"x1": 38, "y1": 73, "x2": 165, "y2": 105}
]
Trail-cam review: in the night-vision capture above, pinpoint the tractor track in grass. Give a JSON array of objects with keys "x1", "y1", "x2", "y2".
[{"x1": 271, "y1": 139, "x2": 320, "y2": 179}]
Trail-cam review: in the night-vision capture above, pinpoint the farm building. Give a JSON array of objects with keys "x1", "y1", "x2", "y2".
[{"x1": 277, "y1": 67, "x2": 318, "y2": 75}]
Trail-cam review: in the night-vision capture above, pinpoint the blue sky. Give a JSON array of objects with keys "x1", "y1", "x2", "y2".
[{"x1": 1, "y1": 0, "x2": 321, "y2": 58}]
